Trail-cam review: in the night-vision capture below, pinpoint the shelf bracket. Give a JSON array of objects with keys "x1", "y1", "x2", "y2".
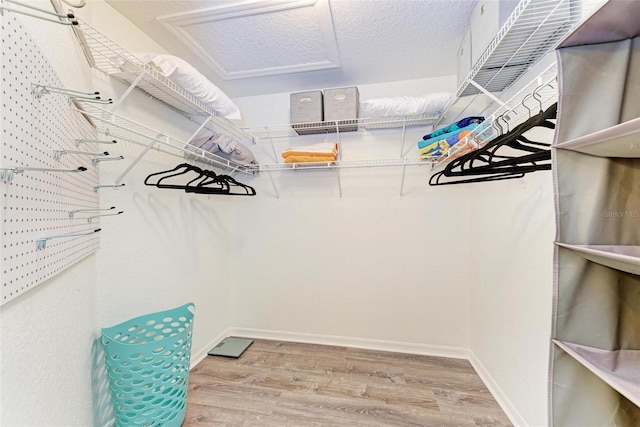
[
  {"x1": 400, "y1": 163, "x2": 407, "y2": 197},
  {"x1": 399, "y1": 120, "x2": 408, "y2": 157},
  {"x1": 114, "y1": 133, "x2": 165, "y2": 184},
  {"x1": 467, "y1": 79, "x2": 507, "y2": 108},
  {"x1": 110, "y1": 71, "x2": 145, "y2": 114},
  {"x1": 268, "y1": 171, "x2": 280, "y2": 199}
]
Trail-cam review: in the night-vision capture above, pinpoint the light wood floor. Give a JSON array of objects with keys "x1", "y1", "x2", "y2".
[{"x1": 184, "y1": 339, "x2": 513, "y2": 427}]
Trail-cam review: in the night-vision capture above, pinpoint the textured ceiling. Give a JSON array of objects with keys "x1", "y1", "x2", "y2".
[{"x1": 105, "y1": 0, "x2": 477, "y2": 98}]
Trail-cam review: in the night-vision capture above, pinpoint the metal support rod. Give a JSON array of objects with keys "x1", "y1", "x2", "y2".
[
  {"x1": 268, "y1": 171, "x2": 280, "y2": 199},
  {"x1": 400, "y1": 163, "x2": 407, "y2": 197},
  {"x1": 109, "y1": 71, "x2": 145, "y2": 113},
  {"x1": 266, "y1": 128, "x2": 278, "y2": 163},
  {"x1": 399, "y1": 121, "x2": 408, "y2": 157},
  {"x1": 185, "y1": 113, "x2": 216, "y2": 146},
  {"x1": 36, "y1": 228, "x2": 101, "y2": 250},
  {"x1": 467, "y1": 79, "x2": 508, "y2": 108},
  {"x1": 335, "y1": 167, "x2": 342, "y2": 198},
  {"x1": 114, "y1": 134, "x2": 165, "y2": 184}
]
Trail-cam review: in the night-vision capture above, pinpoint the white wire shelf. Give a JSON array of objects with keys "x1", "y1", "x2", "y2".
[
  {"x1": 71, "y1": 102, "x2": 258, "y2": 181},
  {"x1": 437, "y1": 0, "x2": 607, "y2": 127},
  {"x1": 433, "y1": 62, "x2": 559, "y2": 168},
  {"x1": 257, "y1": 156, "x2": 435, "y2": 172},
  {"x1": 242, "y1": 114, "x2": 440, "y2": 139},
  {"x1": 75, "y1": 19, "x2": 251, "y2": 144}
]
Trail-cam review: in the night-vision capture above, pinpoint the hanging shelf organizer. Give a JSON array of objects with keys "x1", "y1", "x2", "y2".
[{"x1": 436, "y1": 0, "x2": 607, "y2": 128}]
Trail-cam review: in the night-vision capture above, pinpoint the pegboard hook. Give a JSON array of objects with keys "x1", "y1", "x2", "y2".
[
  {"x1": 0, "y1": 0, "x2": 78, "y2": 26},
  {"x1": 32, "y1": 85, "x2": 112, "y2": 104},
  {"x1": 0, "y1": 166, "x2": 87, "y2": 182},
  {"x1": 94, "y1": 183, "x2": 126, "y2": 192},
  {"x1": 53, "y1": 149, "x2": 109, "y2": 160},
  {"x1": 92, "y1": 155, "x2": 124, "y2": 166},
  {"x1": 76, "y1": 139, "x2": 118, "y2": 146},
  {"x1": 87, "y1": 211, "x2": 123, "y2": 223},
  {"x1": 69, "y1": 206, "x2": 116, "y2": 218},
  {"x1": 36, "y1": 228, "x2": 101, "y2": 250}
]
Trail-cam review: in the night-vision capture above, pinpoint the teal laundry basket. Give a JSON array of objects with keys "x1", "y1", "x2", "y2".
[{"x1": 102, "y1": 302, "x2": 195, "y2": 427}]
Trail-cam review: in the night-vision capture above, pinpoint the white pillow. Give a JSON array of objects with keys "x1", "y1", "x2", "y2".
[
  {"x1": 135, "y1": 53, "x2": 241, "y2": 120},
  {"x1": 360, "y1": 92, "x2": 454, "y2": 118}
]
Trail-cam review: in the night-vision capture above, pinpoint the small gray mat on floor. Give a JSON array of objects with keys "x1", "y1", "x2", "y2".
[{"x1": 207, "y1": 337, "x2": 253, "y2": 358}]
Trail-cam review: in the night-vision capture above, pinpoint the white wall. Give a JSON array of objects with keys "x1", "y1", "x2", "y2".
[
  {"x1": 1, "y1": 2, "x2": 234, "y2": 426},
  {"x1": 468, "y1": 172, "x2": 555, "y2": 427},
  {"x1": 229, "y1": 78, "x2": 473, "y2": 353},
  {"x1": 0, "y1": 2, "x2": 97, "y2": 425},
  {"x1": 1, "y1": 3, "x2": 556, "y2": 427}
]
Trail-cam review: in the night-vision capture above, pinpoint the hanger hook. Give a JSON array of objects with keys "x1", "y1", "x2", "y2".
[
  {"x1": 493, "y1": 115, "x2": 504, "y2": 136},
  {"x1": 522, "y1": 93, "x2": 533, "y2": 118},
  {"x1": 532, "y1": 85, "x2": 544, "y2": 112}
]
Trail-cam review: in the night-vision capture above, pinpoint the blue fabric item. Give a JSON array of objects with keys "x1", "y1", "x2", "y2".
[
  {"x1": 422, "y1": 116, "x2": 484, "y2": 140},
  {"x1": 417, "y1": 122, "x2": 481, "y2": 149},
  {"x1": 420, "y1": 133, "x2": 463, "y2": 157}
]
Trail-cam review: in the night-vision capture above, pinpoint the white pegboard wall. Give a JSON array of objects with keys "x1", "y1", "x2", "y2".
[{"x1": 1, "y1": 13, "x2": 101, "y2": 306}]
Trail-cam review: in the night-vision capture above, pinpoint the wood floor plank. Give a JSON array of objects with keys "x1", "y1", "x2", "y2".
[{"x1": 184, "y1": 339, "x2": 513, "y2": 426}]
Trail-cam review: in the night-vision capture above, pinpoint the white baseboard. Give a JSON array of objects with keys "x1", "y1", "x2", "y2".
[
  {"x1": 468, "y1": 351, "x2": 528, "y2": 427},
  {"x1": 190, "y1": 327, "x2": 526, "y2": 427},
  {"x1": 190, "y1": 329, "x2": 230, "y2": 369},
  {"x1": 228, "y1": 327, "x2": 471, "y2": 359}
]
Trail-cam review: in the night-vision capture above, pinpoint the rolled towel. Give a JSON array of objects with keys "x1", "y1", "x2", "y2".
[
  {"x1": 281, "y1": 142, "x2": 338, "y2": 160},
  {"x1": 420, "y1": 130, "x2": 472, "y2": 158},
  {"x1": 417, "y1": 123, "x2": 480, "y2": 150},
  {"x1": 284, "y1": 155, "x2": 337, "y2": 163},
  {"x1": 422, "y1": 116, "x2": 484, "y2": 141}
]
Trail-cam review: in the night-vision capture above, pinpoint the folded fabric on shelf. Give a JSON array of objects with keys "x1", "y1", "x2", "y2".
[
  {"x1": 420, "y1": 130, "x2": 472, "y2": 158},
  {"x1": 422, "y1": 116, "x2": 485, "y2": 141},
  {"x1": 187, "y1": 133, "x2": 259, "y2": 167},
  {"x1": 284, "y1": 155, "x2": 337, "y2": 164},
  {"x1": 417, "y1": 122, "x2": 481, "y2": 150},
  {"x1": 281, "y1": 142, "x2": 339, "y2": 163}
]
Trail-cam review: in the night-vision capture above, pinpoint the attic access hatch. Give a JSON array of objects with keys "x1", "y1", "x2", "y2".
[{"x1": 208, "y1": 337, "x2": 254, "y2": 358}]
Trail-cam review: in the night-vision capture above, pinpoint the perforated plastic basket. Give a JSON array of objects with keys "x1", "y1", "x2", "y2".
[{"x1": 101, "y1": 302, "x2": 195, "y2": 427}]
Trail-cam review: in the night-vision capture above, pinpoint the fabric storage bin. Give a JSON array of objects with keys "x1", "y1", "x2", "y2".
[
  {"x1": 324, "y1": 86, "x2": 359, "y2": 132},
  {"x1": 101, "y1": 302, "x2": 195, "y2": 427},
  {"x1": 457, "y1": 29, "x2": 472, "y2": 88},
  {"x1": 290, "y1": 90, "x2": 326, "y2": 135},
  {"x1": 469, "y1": 0, "x2": 519, "y2": 65}
]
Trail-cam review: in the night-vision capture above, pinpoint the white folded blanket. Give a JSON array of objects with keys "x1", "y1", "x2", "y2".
[{"x1": 360, "y1": 92, "x2": 454, "y2": 118}]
